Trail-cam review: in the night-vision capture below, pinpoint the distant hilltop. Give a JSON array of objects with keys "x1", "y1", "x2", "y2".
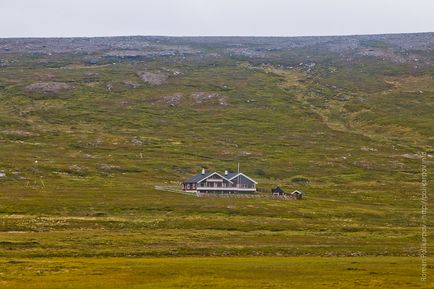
[{"x1": 0, "y1": 32, "x2": 433, "y2": 68}]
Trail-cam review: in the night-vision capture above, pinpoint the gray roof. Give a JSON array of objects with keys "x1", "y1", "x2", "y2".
[
  {"x1": 225, "y1": 172, "x2": 238, "y2": 179},
  {"x1": 183, "y1": 172, "x2": 213, "y2": 183},
  {"x1": 184, "y1": 171, "x2": 257, "y2": 184}
]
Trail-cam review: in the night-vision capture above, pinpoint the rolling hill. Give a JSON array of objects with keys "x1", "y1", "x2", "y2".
[{"x1": 0, "y1": 33, "x2": 433, "y2": 288}]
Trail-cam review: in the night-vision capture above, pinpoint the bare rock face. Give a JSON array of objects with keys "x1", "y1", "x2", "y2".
[
  {"x1": 191, "y1": 92, "x2": 228, "y2": 106},
  {"x1": 161, "y1": 67, "x2": 182, "y2": 76},
  {"x1": 158, "y1": 93, "x2": 183, "y2": 107},
  {"x1": 98, "y1": 164, "x2": 122, "y2": 173},
  {"x1": 137, "y1": 71, "x2": 168, "y2": 86},
  {"x1": 153, "y1": 92, "x2": 228, "y2": 107},
  {"x1": 25, "y1": 82, "x2": 71, "y2": 93},
  {"x1": 66, "y1": 164, "x2": 87, "y2": 176}
]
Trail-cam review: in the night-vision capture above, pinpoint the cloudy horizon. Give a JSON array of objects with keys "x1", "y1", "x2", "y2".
[{"x1": 1, "y1": 0, "x2": 433, "y2": 38}]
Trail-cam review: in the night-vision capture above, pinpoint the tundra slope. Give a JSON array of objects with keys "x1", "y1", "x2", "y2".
[{"x1": 0, "y1": 33, "x2": 432, "y2": 262}]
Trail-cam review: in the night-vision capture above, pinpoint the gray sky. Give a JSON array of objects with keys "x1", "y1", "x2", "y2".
[{"x1": 1, "y1": 0, "x2": 433, "y2": 37}]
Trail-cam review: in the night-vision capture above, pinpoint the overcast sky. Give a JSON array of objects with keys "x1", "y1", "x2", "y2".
[{"x1": 1, "y1": 0, "x2": 433, "y2": 38}]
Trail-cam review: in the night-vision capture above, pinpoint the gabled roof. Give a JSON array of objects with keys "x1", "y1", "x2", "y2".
[
  {"x1": 197, "y1": 172, "x2": 233, "y2": 183},
  {"x1": 227, "y1": 172, "x2": 258, "y2": 184},
  {"x1": 183, "y1": 172, "x2": 213, "y2": 183},
  {"x1": 291, "y1": 190, "x2": 304, "y2": 195},
  {"x1": 224, "y1": 172, "x2": 238, "y2": 179},
  {"x1": 183, "y1": 171, "x2": 233, "y2": 184},
  {"x1": 272, "y1": 187, "x2": 285, "y2": 194}
]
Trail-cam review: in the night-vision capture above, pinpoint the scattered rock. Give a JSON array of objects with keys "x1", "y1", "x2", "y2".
[
  {"x1": 360, "y1": 147, "x2": 377, "y2": 152},
  {"x1": 158, "y1": 93, "x2": 183, "y2": 106},
  {"x1": 335, "y1": 95, "x2": 351, "y2": 101},
  {"x1": 76, "y1": 139, "x2": 103, "y2": 148},
  {"x1": 106, "y1": 83, "x2": 113, "y2": 92},
  {"x1": 389, "y1": 161, "x2": 405, "y2": 169},
  {"x1": 98, "y1": 164, "x2": 121, "y2": 173},
  {"x1": 154, "y1": 92, "x2": 228, "y2": 107},
  {"x1": 391, "y1": 153, "x2": 433, "y2": 159},
  {"x1": 137, "y1": 71, "x2": 168, "y2": 86},
  {"x1": 161, "y1": 67, "x2": 182, "y2": 76},
  {"x1": 1, "y1": 130, "x2": 38, "y2": 139},
  {"x1": 83, "y1": 153, "x2": 96, "y2": 159},
  {"x1": 401, "y1": 153, "x2": 422, "y2": 159},
  {"x1": 68, "y1": 164, "x2": 81, "y2": 171},
  {"x1": 25, "y1": 82, "x2": 71, "y2": 94},
  {"x1": 191, "y1": 92, "x2": 228, "y2": 106},
  {"x1": 352, "y1": 160, "x2": 374, "y2": 170},
  {"x1": 131, "y1": 137, "x2": 143, "y2": 145},
  {"x1": 0, "y1": 172, "x2": 6, "y2": 178},
  {"x1": 83, "y1": 72, "x2": 99, "y2": 78},
  {"x1": 66, "y1": 164, "x2": 87, "y2": 176}
]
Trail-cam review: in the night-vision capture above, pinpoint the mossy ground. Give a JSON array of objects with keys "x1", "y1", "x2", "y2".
[
  {"x1": 0, "y1": 36, "x2": 433, "y2": 287},
  {"x1": 1, "y1": 257, "x2": 433, "y2": 289}
]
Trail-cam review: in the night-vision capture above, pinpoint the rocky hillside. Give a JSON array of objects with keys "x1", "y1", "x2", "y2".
[
  {"x1": 0, "y1": 33, "x2": 433, "y2": 260},
  {"x1": 0, "y1": 33, "x2": 432, "y2": 185}
]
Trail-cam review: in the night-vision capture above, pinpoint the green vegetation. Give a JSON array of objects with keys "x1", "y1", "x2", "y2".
[
  {"x1": 1, "y1": 257, "x2": 432, "y2": 289},
  {"x1": 0, "y1": 35, "x2": 433, "y2": 287}
]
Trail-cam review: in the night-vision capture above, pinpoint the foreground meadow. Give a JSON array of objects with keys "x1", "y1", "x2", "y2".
[{"x1": 1, "y1": 257, "x2": 432, "y2": 289}]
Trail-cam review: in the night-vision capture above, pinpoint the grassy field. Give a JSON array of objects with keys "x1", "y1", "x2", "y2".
[
  {"x1": 0, "y1": 183, "x2": 430, "y2": 258},
  {"x1": 1, "y1": 257, "x2": 432, "y2": 289},
  {"x1": 0, "y1": 35, "x2": 433, "y2": 287}
]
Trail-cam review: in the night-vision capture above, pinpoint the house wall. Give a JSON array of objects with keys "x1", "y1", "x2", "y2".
[
  {"x1": 183, "y1": 183, "x2": 196, "y2": 191},
  {"x1": 230, "y1": 175, "x2": 256, "y2": 188},
  {"x1": 197, "y1": 174, "x2": 232, "y2": 188}
]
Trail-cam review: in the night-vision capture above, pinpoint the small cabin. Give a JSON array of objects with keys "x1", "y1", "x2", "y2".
[
  {"x1": 290, "y1": 190, "x2": 304, "y2": 200},
  {"x1": 271, "y1": 186, "x2": 286, "y2": 196},
  {"x1": 271, "y1": 187, "x2": 304, "y2": 200}
]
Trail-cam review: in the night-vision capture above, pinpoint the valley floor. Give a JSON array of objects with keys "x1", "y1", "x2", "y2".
[{"x1": 1, "y1": 256, "x2": 432, "y2": 289}]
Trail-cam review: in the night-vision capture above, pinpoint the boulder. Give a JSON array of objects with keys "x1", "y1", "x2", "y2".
[
  {"x1": 137, "y1": 71, "x2": 168, "y2": 86},
  {"x1": 25, "y1": 82, "x2": 71, "y2": 94}
]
